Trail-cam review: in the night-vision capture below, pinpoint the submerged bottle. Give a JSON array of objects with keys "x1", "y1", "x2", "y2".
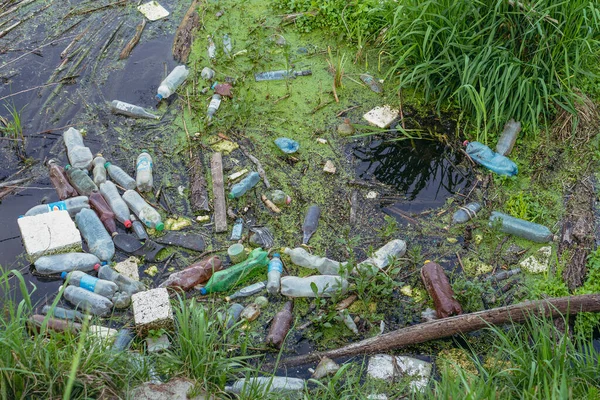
[
  {"x1": 92, "y1": 155, "x2": 107, "y2": 185},
  {"x1": 95, "y1": 264, "x2": 145, "y2": 295},
  {"x1": 25, "y1": 196, "x2": 89, "y2": 218},
  {"x1": 61, "y1": 271, "x2": 118, "y2": 298},
  {"x1": 105, "y1": 162, "x2": 136, "y2": 190},
  {"x1": 63, "y1": 285, "x2": 113, "y2": 316},
  {"x1": 111, "y1": 100, "x2": 159, "y2": 120},
  {"x1": 89, "y1": 190, "x2": 117, "y2": 235},
  {"x1": 63, "y1": 127, "x2": 93, "y2": 170},
  {"x1": 225, "y1": 377, "x2": 305, "y2": 395},
  {"x1": 158, "y1": 256, "x2": 223, "y2": 291},
  {"x1": 65, "y1": 165, "x2": 98, "y2": 196},
  {"x1": 99, "y1": 181, "x2": 132, "y2": 228},
  {"x1": 356, "y1": 239, "x2": 407, "y2": 274},
  {"x1": 41, "y1": 305, "x2": 86, "y2": 321},
  {"x1": 280, "y1": 275, "x2": 349, "y2": 298},
  {"x1": 226, "y1": 303, "x2": 244, "y2": 329},
  {"x1": 136, "y1": 151, "x2": 153, "y2": 192},
  {"x1": 489, "y1": 211, "x2": 554, "y2": 243},
  {"x1": 200, "y1": 248, "x2": 268, "y2": 295},
  {"x1": 284, "y1": 247, "x2": 346, "y2": 275},
  {"x1": 254, "y1": 70, "x2": 312, "y2": 81},
  {"x1": 34, "y1": 253, "x2": 100, "y2": 275},
  {"x1": 156, "y1": 65, "x2": 189, "y2": 100},
  {"x1": 228, "y1": 172, "x2": 260, "y2": 199},
  {"x1": 47, "y1": 159, "x2": 78, "y2": 199},
  {"x1": 122, "y1": 190, "x2": 164, "y2": 231},
  {"x1": 266, "y1": 254, "x2": 283, "y2": 294},
  {"x1": 359, "y1": 74, "x2": 383, "y2": 94},
  {"x1": 452, "y1": 202, "x2": 481, "y2": 224},
  {"x1": 207, "y1": 94, "x2": 221, "y2": 120},
  {"x1": 302, "y1": 205, "x2": 320, "y2": 245},
  {"x1": 225, "y1": 281, "x2": 266, "y2": 301},
  {"x1": 75, "y1": 208, "x2": 115, "y2": 261},
  {"x1": 465, "y1": 141, "x2": 518, "y2": 176},
  {"x1": 266, "y1": 301, "x2": 293, "y2": 349},
  {"x1": 495, "y1": 119, "x2": 521, "y2": 156},
  {"x1": 130, "y1": 214, "x2": 149, "y2": 240},
  {"x1": 274, "y1": 137, "x2": 299, "y2": 154}
]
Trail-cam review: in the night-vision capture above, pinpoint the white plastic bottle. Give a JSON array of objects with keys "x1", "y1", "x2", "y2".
[
  {"x1": 207, "y1": 94, "x2": 221, "y2": 120},
  {"x1": 136, "y1": 151, "x2": 153, "y2": 192},
  {"x1": 225, "y1": 377, "x2": 305, "y2": 395},
  {"x1": 105, "y1": 162, "x2": 136, "y2": 190},
  {"x1": 283, "y1": 247, "x2": 346, "y2": 275},
  {"x1": 63, "y1": 127, "x2": 93, "y2": 170},
  {"x1": 34, "y1": 253, "x2": 100, "y2": 275},
  {"x1": 122, "y1": 189, "x2": 164, "y2": 231},
  {"x1": 111, "y1": 100, "x2": 159, "y2": 120},
  {"x1": 99, "y1": 181, "x2": 132, "y2": 228},
  {"x1": 155, "y1": 65, "x2": 189, "y2": 100},
  {"x1": 280, "y1": 276, "x2": 348, "y2": 298},
  {"x1": 266, "y1": 254, "x2": 283, "y2": 294},
  {"x1": 75, "y1": 208, "x2": 115, "y2": 261},
  {"x1": 63, "y1": 285, "x2": 113, "y2": 316},
  {"x1": 92, "y1": 155, "x2": 107, "y2": 185},
  {"x1": 356, "y1": 239, "x2": 407, "y2": 275},
  {"x1": 25, "y1": 196, "x2": 89, "y2": 217},
  {"x1": 61, "y1": 271, "x2": 118, "y2": 298}
]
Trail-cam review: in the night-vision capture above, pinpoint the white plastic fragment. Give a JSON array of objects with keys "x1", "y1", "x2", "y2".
[
  {"x1": 88, "y1": 325, "x2": 118, "y2": 343},
  {"x1": 114, "y1": 256, "x2": 140, "y2": 281},
  {"x1": 137, "y1": 1, "x2": 169, "y2": 21},
  {"x1": 367, "y1": 354, "x2": 432, "y2": 392},
  {"x1": 146, "y1": 334, "x2": 171, "y2": 352},
  {"x1": 323, "y1": 160, "x2": 336, "y2": 174},
  {"x1": 17, "y1": 210, "x2": 82, "y2": 260},
  {"x1": 363, "y1": 106, "x2": 399, "y2": 128},
  {"x1": 519, "y1": 246, "x2": 552, "y2": 274},
  {"x1": 366, "y1": 191, "x2": 378, "y2": 199},
  {"x1": 132, "y1": 288, "x2": 174, "y2": 333}
]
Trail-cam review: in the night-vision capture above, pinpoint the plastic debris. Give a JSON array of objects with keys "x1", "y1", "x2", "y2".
[{"x1": 138, "y1": 1, "x2": 170, "y2": 21}]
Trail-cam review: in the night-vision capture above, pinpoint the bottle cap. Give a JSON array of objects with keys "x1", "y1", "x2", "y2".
[
  {"x1": 95, "y1": 153, "x2": 103, "y2": 158},
  {"x1": 273, "y1": 253, "x2": 280, "y2": 258},
  {"x1": 93, "y1": 264, "x2": 100, "y2": 271},
  {"x1": 124, "y1": 219, "x2": 132, "y2": 228},
  {"x1": 285, "y1": 195, "x2": 292, "y2": 205},
  {"x1": 141, "y1": 149, "x2": 148, "y2": 154},
  {"x1": 65, "y1": 164, "x2": 71, "y2": 170},
  {"x1": 200, "y1": 287, "x2": 208, "y2": 295},
  {"x1": 60, "y1": 272, "x2": 67, "y2": 279},
  {"x1": 227, "y1": 193, "x2": 235, "y2": 199},
  {"x1": 462, "y1": 140, "x2": 469, "y2": 146},
  {"x1": 104, "y1": 162, "x2": 111, "y2": 169},
  {"x1": 155, "y1": 94, "x2": 163, "y2": 101},
  {"x1": 155, "y1": 222, "x2": 164, "y2": 231},
  {"x1": 102, "y1": 261, "x2": 108, "y2": 265}
]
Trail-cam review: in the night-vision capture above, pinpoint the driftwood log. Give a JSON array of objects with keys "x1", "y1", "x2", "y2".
[
  {"x1": 280, "y1": 294, "x2": 600, "y2": 367},
  {"x1": 189, "y1": 151, "x2": 210, "y2": 212},
  {"x1": 172, "y1": 0, "x2": 200, "y2": 63},
  {"x1": 119, "y1": 19, "x2": 146, "y2": 60}
]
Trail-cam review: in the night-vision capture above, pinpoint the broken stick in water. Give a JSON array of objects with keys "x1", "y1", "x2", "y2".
[{"x1": 119, "y1": 19, "x2": 146, "y2": 60}]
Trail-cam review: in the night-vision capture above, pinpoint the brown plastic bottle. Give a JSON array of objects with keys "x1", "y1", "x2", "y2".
[
  {"x1": 159, "y1": 256, "x2": 223, "y2": 291},
  {"x1": 27, "y1": 314, "x2": 82, "y2": 334},
  {"x1": 89, "y1": 190, "x2": 117, "y2": 235},
  {"x1": 420, "y1": 261, "x2": 463, "y2": 318},
  {"x1": 48, "y1": 159, "x2": 78, "y2": 200},
  {"x1": 266, "y1": 301, "x2": 293, "y2": 349}
]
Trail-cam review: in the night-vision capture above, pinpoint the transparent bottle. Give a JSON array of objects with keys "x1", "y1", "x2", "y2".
[
  {"x1": 230, "y1": 218, "x2": 243, "y2": 240},
  {"x1": 63, "y1": 127, "x2": 93, "y2": 170},
  {"x1": 228, "y1": 171, "x2": 260, "y2": 199},
  {"x1": 266, "y1": 254, "x2": 283, "y2": 294},
  {"x1": 226, "y1": 303, "x2": 244, "y2": 329},
  {"x1": 156, "y1": 65, "x2": 189, "y2": 100},
  {"x1": 200, "y1": 248, "x2": 268, "y2": 295},
  {"x1": 452, "y1": 202, "x2": 481, "y2": 224},
  {"x1": 95, "y1": 264, "x2": 145, "y2": 295},
  {"x1": 283, "y1": 247, "x2": 346, "y2": 275},
  {"x1": 89, "y1": 191, "x2": 117, "y2": 235},
  {"x1": 465, "y1": 141, "x2": 518, "y2": 176},
  {"x1": 201, "y1": 67, "x2": 215, "y2": 80},
  {"x1": 339, "y1": 309, "x2": 358, "y2": 334},
  {"x1": 63, "y1": 285, "x2": 113, "y2": 316},
  {"x1": 136, "y1": 151, "x2": 153, "y2": 192},
  {"x1": 75, "y1": 208, "x2": 115, "y2": 261},
  {"x1": 130, "y1": 214, "x2": 148, "y2": 240},
  {"x1": 489, "y1": 211, "x2": 554, "y2": 243},
  {"x1": 225, "y1": 377, "x2": 305, "y2": 395},
  {"x1": 254, "y1": 70, "x2": 312, "y2": 81},
  {"x1": 65, "y1": 165, "x2": 98, "y2": 196},
  {"x1": 47, "y1": 159, "x2": 78, "y2": 199},
  {"x1": 207, "y1": 36, "x2": 216, "y2": 59},
  {"x1": 356, "y1": 239, "x2": 407, "y2": 274},
  {"x1": 122, "y1": 189, "x2": 164, "y2": 231},
  {"x1": 274, "y1": 137, "x2": 299, "y2": 154},
  {"x1": 495, "y1": 119, "x2": 521, "y2": 156},
  {"x1": 158, "y1": 256, "x2": 222, "y2": 291},
  {"x1": 34, "y1": 253, "x2": 100, "y2": 275},
  {"x1": 111, "y1": 100, "x2": 159, "y2": 120},
  {"x1": 105, "y1": 162, "x2": 136, "y2": 190},
  {"x1": 92, "y1": 155, "x2": 107, "y2": 185},
  {"x1": 99, "y1": 181, "x2": 132, "y2": 228},
  {"x1": 302, "y1": 205, "x2": 320, "y2": 245},
  {"x1": 280, "y1": 275, "x2": 348, "y2": 298},
  {"x1": 61, "y1": 271, "x2": 118, "y2": 298},
  {"x1": 359, "y1": 74, "x2": 383, "y2": 94},
  {"x1": 112, "y1": 328, "x2": 134, "y2": 351},
  {"x1": 41, "y1": 305, "x2": 86, "y2": 321},
  {"x1": 207, "y1": 94, "x2": 221, "y2": 121},
  {"x1": 25, "y1": 196, "x2": 89, "y2": 218},
  {"x1": 225, "y1": 281, "x2": 266, "y2": 301},
  {"x1": 223, "y1": 34, "x2": 232, "y2": 55}
]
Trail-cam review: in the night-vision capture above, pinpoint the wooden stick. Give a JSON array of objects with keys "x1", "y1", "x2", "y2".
[
  {"x1": 189, "y1": 151, "x2": 210, "y2": 213},
  {"x1": 210, "y1": 152, "x2": 228, "y2": 233},
  {"x1": 172, "y1": 0, "x2": 200, "y2": 63},
  {"x1": 119, "y1": 19, "x2": 146, "y2": 60},
  {"x1": 0, "y1": 0, "x2": 35, "y2": 19},
  {"x1": 239, "y1": 145, "x2": 270, "y2": 189}
]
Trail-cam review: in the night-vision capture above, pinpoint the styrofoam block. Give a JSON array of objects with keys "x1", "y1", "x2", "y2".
[
  {"x1": 132, "y1": 288, "x2": 173, "y2": 334},
  {"x1": 114, "y1": 256, "x2": 140, "y2": 281},
  {"x1": 18, "y1": 211, "x2": 82, "y2": 260},
  {"x1": 367, "y1": 354, "x2": 432, "y2": 392},
  {"x1": 363, "y1": 106, "x2": 399, "y2": 128}
]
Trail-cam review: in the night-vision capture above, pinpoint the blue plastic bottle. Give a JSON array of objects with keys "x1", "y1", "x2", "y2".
[
  {"x1": 274, "y1": 138, "x2": 299, "y2": 154},
  {"x1": 228, "y1": 172, "x2": 260, "y2": 199},
  {"x1": 465, "y1": 141, "x2": 518, "y2": 176},
  {"x1": 489, "y1": 211, "x2": 554, "y2": 243}
]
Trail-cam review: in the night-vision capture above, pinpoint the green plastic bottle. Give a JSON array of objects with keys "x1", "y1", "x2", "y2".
[{"x1": 200, "y1": 248, "x2": 268, "y2": 295}]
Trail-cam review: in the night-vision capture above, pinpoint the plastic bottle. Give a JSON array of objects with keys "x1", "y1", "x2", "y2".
[
  {"x1": 207, "y1": 36, "x2": 216, "y2": 59},
  {"x1": 28, "y1": 314, "x2": 81, "y2": 334},
  {"x1": 136, "y1": 151, "x2": 153, "y2": 192},
  {"x1": 156, "y1": 65, "x2": 190, "y2": 100},
  {"x1": 280, "y1": 275, "x2": 349, "y2": 298},
  {"x1": 283, "y1": 247, "x2": 346, "y2": 275},
  {"x1": 230, "y1": 218, "x2": 244, "y2": 240},
  {"x1": 65, "y1": 165, "x2": 98, "y2": 196},
  {"x1": 274, "y1": 137, "x2": 299, "y2": 154},
  {"x1": 95, "y1": 264, "x2": 145, "y2": 295},
  {"x1": 302, "y1": 205, "x2": 320, "y2": 245},
  {"x1": 130, "y1": 214, "x2": 148, "y2": 240},
  {"x1": 359, "y1": 74, "x2": 383, "y2": 94},
  {"x1": 200, "y1": 248, "x2": 268, "y2": 295},
  {"x1": 452, "y1": 202, "x2": 481, "y2": 224},
  {"x1": 225, "y1": 281, "x2": 266, "y2": 301},
  {"x1": 61, "y1": 271, "x2": 118, "y2": 298},
  {"x1": 207, "y1": 94, "x2": 221, "y2": 120},
  {"x1": 227, "y1": 243, "x2": 247, "y2": 264},
  {"x1": 268, "y1": 190, "x2": 291, "y2": 206},
  {"x1": 254, "y1": 70, "x2": 312, "y2": 81},
  {"x1": 339, "y1": 309, "x2": 358, "y2": 335},
  {"x1": 240, "y1": 302, "x2": 261, "y2": 322},
  {"x1": 266, "y1": 254, "x2": 283, "y2": 294},
  {"x1": 495, "y1": 119, "x2": 521, "y2": 156},
  {"x1": 47, "y1": 159, "x2": 78, "y2": 199},
  {"x1": 111, "y1": 100, "x2": 159, "y2": 120},
  {"x1": 225, "y1": 303, "x2": 244, "y2": 329},
  {"x1": 89, "y1": 191, "x2": 117, "y2": 235},
  {"x1": 201, "y1": 67, "x2": 215, "y2": 80},
  {"x1": 92, "y1": 155, "x2": 107, "y2": 185},
  {"x1": 25, "y1": 196, "x2": 89, "y2": 218},
  {"x1": 112, "y1": 329, "x2": 134, "y2": 351},
  {"x1": 99, "y1": 181, "x2": 132, "y2": 228},
  {"x1": 228, "y1": 172, "x2": 260, "y2": 199},
  {"x1": 489, "y1": 211, "x2": 554, "y2": 243},
  {"x1": 63, "y1": 285, "x2": 113, "y2": 316},
  {"x1": 158, "y1": 256, "x2": 222, "y2": 290},
  {"x1": 122, "y1": 190, "x2": 164, "y2": 231},
  {"x1": 225, "y1": 377, "x2": 305, "y2": 395},
  {"x1": 75, "y1": 208, "x2": 115, "y2": 261},
  {"x1": 105, "y1": 162, "x2": 136, "y2": 190},
  {"x1": 465, "y1": 141, "x2": 518, "y2": 176},
  {"x1": 41, "y1": 305, "x2": 86, "y2": 321},
  {"x1": 356, "y1": 239, "x2": 407, "y2": 275},
  {"x1": 421, "y1": 261, "x2": 463, "y2": 318},
  {"x1": 63, "y1": 127, "x2": 93, "y2": 170},
  {"x1": 223, "y1": 33, "x2": 232, "y2": 55},
  {"x1": 34, "y1": 253, "x2": 100, "y2": 275},
  {"x1": 266, "y1": 301, "x2": 293, "y2": 349}
]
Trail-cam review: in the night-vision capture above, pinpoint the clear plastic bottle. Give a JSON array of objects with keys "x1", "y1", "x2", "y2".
[
  {"x1": 452, "y1": 202, "x2": 481, "y2": 224},
  {"x1": 489, "y1": 211, "x2": 555, "y2": 243},
  {"x1": 112, "y1": 328, "x2": 134, "y2": 351},
  {"x1": 158, "y1": 256, "x2": 222, "y2": 291},
  {"x1": 302, "y1": 205, "x2": 320, "y2": 245},
  {"x1": 280, "y1": 275, "x2": 348, "y2": 298},
  {"x1": 283, "y1": 247, "x2": 346, "y2": 275},
  {"x1": 105, "y1": 162, "x2": 136, "y2": 190},
  {"x1": 65, "y1": 165, "x2": 98, "y2": 196},
  {"x1": 47, "y1": 159, "x2": 78, "y2": 199},
  {"x1": 359, "y1": 74, "x2": 383, "y2": 94},
  {"x1": 63, "y1": 285, "x2": 113, "y2": 316},
  {"x1": 156, "y1": 65, "x2": 189, "y2": 100},
  {"x1": 111, "y1": 100, "x2": 159, "y2": 120},
  {"x1": 34, "y1": 253, "x2": 100, "y2": 275},
  {"x1": 228, "y1": 171, "x2": 260, "y2": 199},
  {"x1": 95, "y1": 264, "x2": 145, "y2": 295},
  {"x1": 111, "y1": 292, "x2": 132, "y2": 309},
  {"x1": 41, "y1": 305, "x2": 86, "y2": 321},
  {"x1": 130, "y1": 214, "x2": 149, "y2": 240},
  {"x1": 61, "y1": 271, "x2": 118, "y2": 298},
  {"x1": 225, "y1": 281, "x2": 266, "y2": 301},
  {"x1": 223, "y1": 34, "x2": 232, "y2": 55},
  {"x1": 230, "y1": 218, "x2": 244, "y2": 240},
  {"x1": 339, "y1": 309, "x2": 358, "y2": 334},
  {"x1": 89, "y1": 191, "x2": 117, "y2": 235},
  {"x1": 254, "y1": 70, "x2": 312, "y2": 81},
  {"x1": 266, "y1": 254, "x2": 283, "y2": 294},
  {"x1": 207, "y1": 36, "x2": 216, "y2": 59},
  {"x1": 63, "y1": 127, "x2": 93, "y2": 170},
  {"x1": 122, "y1": 189, "x2": 164, "y2": 231},
  {"x1": 99, "y1": 181, "x2": 132, "y2": 228},
  {"x1": 25, "y1": 196, "x2": 89, "y2": 218},
  {"x1": 92, "y1": 155, "x2": 107, "y2": 185},
  {"x1": 207, "y1": 94, "x2": 221, "y2": 121},
  {"x1": 356, "y1": 239, "x2": 407, "y2": 274},
  {"x1": 75, "y1": 208, "x2": 115, "y2": 261},
  {"x1": 226, "y1": 303, "x2": 244, "y2": 329},
  {"x1": 465, "y1": 141, "x2": 518, "y2": 176},
  {"x1": 274, "y1": 137, "x2": 299, "y2": 154},
  {"x1": 200, "y1": 248, "x2": 268, "y2": 295},
  {"x1": 201, "y1": 67, "x2": 215, "y2": 80},
  {"x1": 136, "y1": 151, "x2": 153, "y2": 192},
  {"x1": 225, "y1": 377, "x2": 305, "y2": 395},
  {"x1": 495, "y1": 119, "x2": 521, "y2": 156}
]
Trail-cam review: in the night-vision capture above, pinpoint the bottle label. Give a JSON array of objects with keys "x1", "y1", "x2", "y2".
[
  {"x1": 268, "y1": 262, "x2": 283, "y2": 273},
  {"x1": 137, "y1": 159, "x2": 152, "y2": 171},
  {"x1": 209, "y1": 98, "x2": 221, "y2": 109},
  {"x1": 47, "y1": 201, "x2": 67, "y2": 212},
  {"x1": 79, "y1": 275, "x2": 97, "y2": 292}
]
